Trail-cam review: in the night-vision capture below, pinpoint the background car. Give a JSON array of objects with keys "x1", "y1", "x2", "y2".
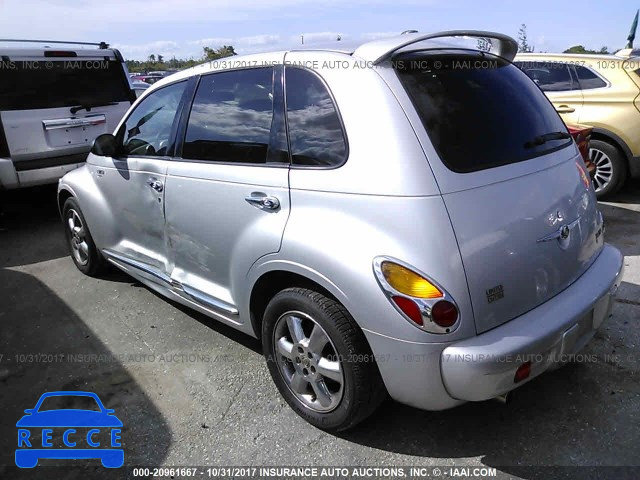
[
  {"x1": 130, "y1": 80, "x2": 150, "y2": 98},
  {"x1": 567, "y1": 123, "x2": 595, "y2": 179},
  {"x1": 515, "y1": 52, "x2": 640, "y2": 197},
  {"x1": 0, "y1": 39, "x2": 134, "y2": 190},
  {"x1": 130, "y1": 74, "x2": 164, "y2": 85}
]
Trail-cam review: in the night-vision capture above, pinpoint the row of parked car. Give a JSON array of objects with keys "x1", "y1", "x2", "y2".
[{"x1": 0, "y1": 33, "x2": 627, "y2": 432}]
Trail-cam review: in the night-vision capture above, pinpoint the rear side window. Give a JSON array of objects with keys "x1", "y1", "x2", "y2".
[
  {"x1": 285, "y1": 67, "x2": 347, "y2": 167},
  {"x1": 397, "y1": 53, "x2": 571, "y2": 173},
  {"x1": 516, "y1": 62, "x2": 577, "y2": 91},
  {"x1": 574, "y1": 65, "x2": 607, "y2": 89},
  {"x1": 0, "y1": 59, "x2": 131, "y2": 111},
  {"x1": 182, "y1": 68, "x2": 274, "y2": 164}
]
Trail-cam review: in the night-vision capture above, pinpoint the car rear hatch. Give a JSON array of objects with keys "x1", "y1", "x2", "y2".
[
  {"x1": 395, "y1": 51, "x2": 604, "y2": 333},
  {"x1": 0, "y1": 47, "x2": 132, "y2": 170}
]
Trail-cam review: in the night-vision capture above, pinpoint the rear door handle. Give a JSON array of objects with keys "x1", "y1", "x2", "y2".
[
  {"x1": 245, "y1": 193, "x2": 280, "y2": 211},
  {"x1": 147, "y1": 179, "x2": 164, "y2": 192},
  {"x1": 556, "y1": 105, "x2": 575, "y2": 114}
]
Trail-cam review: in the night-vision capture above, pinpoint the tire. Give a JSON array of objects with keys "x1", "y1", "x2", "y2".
[
  {"x1": 62, "y1": 197, "x2": 108, "y2": 276},
  {"x1": 589, "y1": 139, "x2": 627, "y2": 199},
  {"x1": 262, "y1": 287, "x2": 386, "y2": 431}
]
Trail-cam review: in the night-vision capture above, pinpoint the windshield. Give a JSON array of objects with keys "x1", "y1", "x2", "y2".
[
  {"x1": 37, "y1": 395, "x2": 101, "y2": 412},
  {"x1": 0, "y1": 59, "x2": 131, "y2": 111},
  {"x1": 395, "y1": 51, "x2": 571, "y2": 173}
]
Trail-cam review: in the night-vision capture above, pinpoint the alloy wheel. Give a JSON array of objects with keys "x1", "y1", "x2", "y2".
[
  {"x1": 273, "y1": 310, "x2": 344, "y2": 413},
  {"x1": 67, "y1": 209, "x2": 89, "y2": 266},
  {"x1": 589, "y1": 147, "x2": 613, "y2": 193}
]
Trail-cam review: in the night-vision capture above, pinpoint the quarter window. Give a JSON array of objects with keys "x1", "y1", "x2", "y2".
[
  {"x1": 574, "y1": 66, "x2": 607, "y2": 89},
  {"x1": 285, "y1": 67, "x2": 347, "y2": 167},
  {"x1": 182, "y1": 68, "x2": 275, "y2": 164},
  {"x1": 118, "y1": 81, "x2": 187, "y2": 156}
]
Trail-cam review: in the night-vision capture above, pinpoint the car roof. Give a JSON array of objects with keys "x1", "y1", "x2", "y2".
[
  {"x1": 149, "y1": 29, "x2": 517, "y2": 91},
  {"x1": 516, "y1": 52, "x2": 625, "y2": 62}
]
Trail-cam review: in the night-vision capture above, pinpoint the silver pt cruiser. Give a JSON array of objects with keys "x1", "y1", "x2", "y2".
[{"x1": 58, "y1": 30, "x2": 624, "y2": 431}]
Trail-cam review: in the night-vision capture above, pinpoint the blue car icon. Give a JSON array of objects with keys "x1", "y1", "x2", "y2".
[{"x1": 16, "y1": 391, "x2": 123, "y2": 468}]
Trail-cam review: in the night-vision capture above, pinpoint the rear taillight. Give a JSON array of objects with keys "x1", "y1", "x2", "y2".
[
  {"x1": 391, "y1": 296, "x2": 423, "y2": 325},
  {"x1": 374, "y1": 257, "x2": 460, "y2": 334},
  {"x1": 44, "y1": 50, "x2": 78, "y2": 57},
  {"x1": 431, "y1": 300, "x2": 459, "y2": 328}
]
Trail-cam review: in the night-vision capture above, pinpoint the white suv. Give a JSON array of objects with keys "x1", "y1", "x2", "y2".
[{"x1": 0, "y1": 39, "x2": 133, "y2": 190}]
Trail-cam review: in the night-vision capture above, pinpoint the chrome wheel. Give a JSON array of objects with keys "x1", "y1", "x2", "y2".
[
  {"x1": 67, "y1": 209, "x2": 89, "y2": 266},
  {"x1": 273, "y1": 311, "x2": 344, "y2": 413},
  {"x1": 589, "y1": 147, "x2": 613, "y2": 193}
]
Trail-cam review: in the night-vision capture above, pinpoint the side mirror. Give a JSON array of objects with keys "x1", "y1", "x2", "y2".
[
  {"x1": 91, "y1": 133, "x2": 118, "y2": 157},
  {"x1": 24, "y1": 409, "x2": 34, "y2": 414}
]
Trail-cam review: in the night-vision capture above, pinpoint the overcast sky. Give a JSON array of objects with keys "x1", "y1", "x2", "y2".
[{"x1": 0, "y1": 0, "x2": 638, "y2": 60}]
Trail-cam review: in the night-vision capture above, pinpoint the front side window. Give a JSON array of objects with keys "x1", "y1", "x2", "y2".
[
  {"x1": 516, "y1": 62, "x2": 577, "y2": 91},
  {"x1": 397, "y1": 53, "x2": 571, "y2": 173},
  {"x1": 574, "y1": 66, "x2": 607, "y2": 89},
  {"x1": 182, "y1": 68, "x2": 275, "y2": 163},
  {"x1": 285, "y1": 67, "x2": 347, "y2": 167},
  {"x1": 118, "y1": 81, "x2": 187, "y2": 156}
]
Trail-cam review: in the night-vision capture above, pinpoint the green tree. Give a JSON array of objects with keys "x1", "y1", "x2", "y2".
[
  {"x1": 563, "y1": 45, "x2": 610, "y2": 54},
  {"x1": 203, "y1": 45, "x2": 237, "y2": 61},
  {"x1": 517, "y1": 24, "x2": 535, "y2": 53}
]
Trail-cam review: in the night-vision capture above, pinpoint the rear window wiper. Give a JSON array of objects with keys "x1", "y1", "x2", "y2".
[
  {"x1": 70, "y1": 102, "x2": 119, "y2": 114},
  {"x1": 524, "y1": 131, "x2": 571, "y2": 149}
]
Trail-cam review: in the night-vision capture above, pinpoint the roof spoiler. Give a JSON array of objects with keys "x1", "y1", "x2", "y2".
[{"x1": 354, "y1": 30, "x2": 518, "y2": 65}]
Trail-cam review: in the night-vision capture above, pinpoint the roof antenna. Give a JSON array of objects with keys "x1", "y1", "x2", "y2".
[{"x1": 401, "y1": 29, "x2": 418, "y2": 35}]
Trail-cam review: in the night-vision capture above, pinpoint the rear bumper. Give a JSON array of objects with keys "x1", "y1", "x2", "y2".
[
  {"x1": 364, "y1": 243, "x2": 623, "y2": 411},
  {"x1": 0, "y1": 157, "x2": 84, "y2": 189},
  {"x1": 441, "y1": 243, "x2": 624, "y2": 402}
]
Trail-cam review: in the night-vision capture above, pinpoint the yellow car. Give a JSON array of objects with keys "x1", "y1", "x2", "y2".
[{"x1": 515, "y1": 52, "x2": 640, "y2": 197}]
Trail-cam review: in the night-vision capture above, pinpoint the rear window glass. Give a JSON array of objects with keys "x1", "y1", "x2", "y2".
[
  {"x1": 396, "y1": 53, "x2": 571, "y2": 173},
  {"x1": 0, "y1": 59, "x2": 131, "y2": 110}
]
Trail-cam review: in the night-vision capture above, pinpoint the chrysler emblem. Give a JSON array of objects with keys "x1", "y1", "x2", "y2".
[{"x1": 537, "y1": 217, "x2": 580, "y2": 244}]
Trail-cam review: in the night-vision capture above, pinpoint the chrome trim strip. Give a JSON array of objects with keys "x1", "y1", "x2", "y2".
[
  {"x1": 182, "y1": 285, "x2": 239, "y2": 316},
  {"x1": 102, "y1": 249, "x2": 172, "y2": 285},
  {"x1": 103, "y1": 250, "x2": 239, "y2": 316},
  {"x1": 43, "y1": 115, "x2": 106, "y2": 131}
]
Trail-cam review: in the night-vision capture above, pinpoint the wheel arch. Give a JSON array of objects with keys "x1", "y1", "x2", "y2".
[
  {"x1": 590, "y1": 127, "x2": 632, "y2": 163},
  {"x1": 248, "y1": 268, "x2": 344, "y2": 341},
  {"x1": 57, "y1": 187, "x2": 75, "y2": 215}
]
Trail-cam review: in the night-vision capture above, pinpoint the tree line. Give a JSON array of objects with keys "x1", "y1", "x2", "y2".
[{"x1": 126, "y1": 45, "x2": 237, "y2": 73}]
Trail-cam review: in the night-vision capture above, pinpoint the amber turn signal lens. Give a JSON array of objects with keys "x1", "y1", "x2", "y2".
[{"x1": 381, "y1": 262, "x2": 443, "y2": 299}]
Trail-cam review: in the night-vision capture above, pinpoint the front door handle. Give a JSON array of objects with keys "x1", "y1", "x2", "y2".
[
  {"x1": 147, "y1": 179, "x2": 164, "y2": 192},
  {"x1": 245, "y1": 193, "x2": 280, "y2": 211},
  {"x1": 556, "y1": 105, "x2": 575, "y2": 114}
]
